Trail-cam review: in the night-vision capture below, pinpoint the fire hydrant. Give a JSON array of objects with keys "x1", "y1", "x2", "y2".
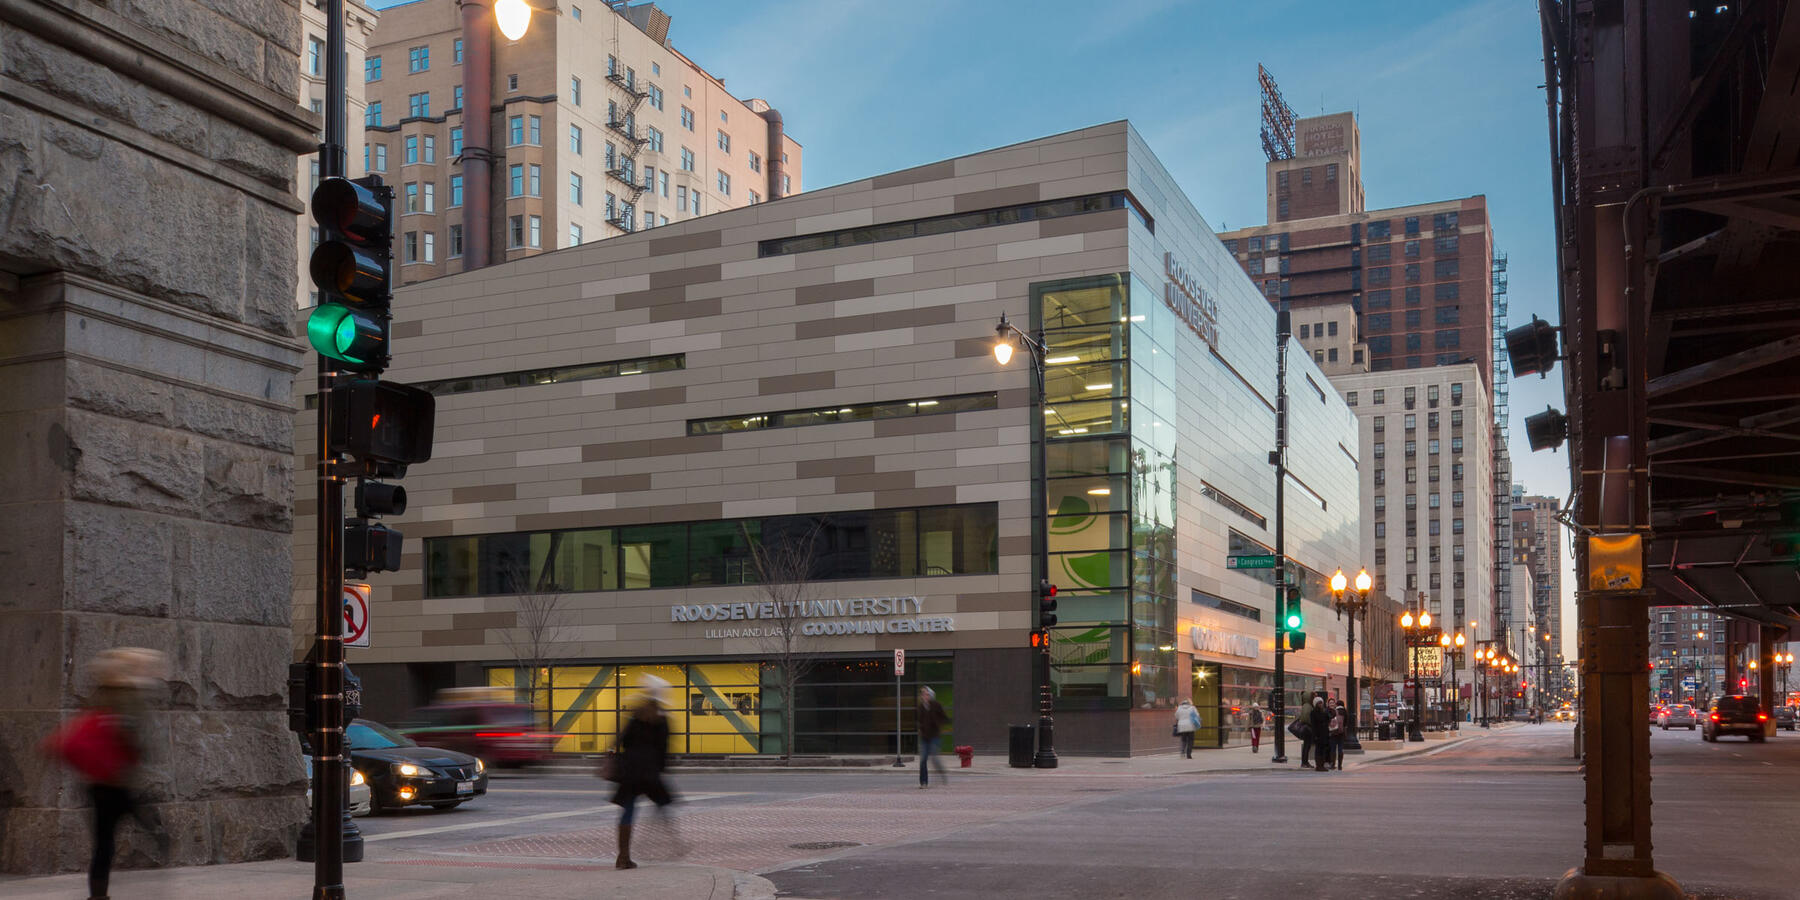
[{"x1": 955, "y1": 745, "x2": 973, "y2": 768}]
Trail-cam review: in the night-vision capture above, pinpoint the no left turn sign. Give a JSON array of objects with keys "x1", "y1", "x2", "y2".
[{"x1": 344, "y1": 582, "x2": 371, "y2": 648}]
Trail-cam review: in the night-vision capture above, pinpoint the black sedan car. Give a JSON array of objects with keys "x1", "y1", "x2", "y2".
[{"x1": 348, "y1": 718, "x2": 488, "y2": 812}]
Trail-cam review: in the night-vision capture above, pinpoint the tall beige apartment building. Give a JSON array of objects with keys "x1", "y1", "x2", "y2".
[
  {"x1": 296, "y1": 0, "x2": 380, "y2": 308},
  {"x1": 361, "y1": 0, "x2": 802, "y2": 286}
]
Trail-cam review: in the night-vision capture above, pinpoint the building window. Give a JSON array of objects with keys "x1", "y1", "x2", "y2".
[
  {"x1": 423, "y1": 135, "x2": 437, "y2": 164},
  {"x1": 570, "y1": 125, "x2": 583, "y2": 155},
  {"x1": 454, "y1": 37, "x2": 463, "y2": 64},
  {"x1": 647, "y1": 127, "x2": 664, "y2": 153},
  {"x1": 570, "y1": 173, "x2": 583, "y2": 205},
  {"x1": 1299, "y1": 324, "x2": 1309, "y2": 339},
  {"x1": 507, "y1": 73, "x2": 519, "y2": 92},
  {"x1": 1346, "y1": 391, "x2": 1358, "y2": 407},
  {"x1": 717, "y1": 130, "x2": 730, "y2": 153},
  {"x1": 570, "y1": 223, "x2": 583, "y2": 246},
  {"x1": 1452, "y1": 491, "x2": 1465, "y2": 509},
  {"x1": 680, "y1": 106, "x2": 694, "y2": 130},
  {"x1": 529, "y1": 164, "x2": 541, "y2": 196},
  {"x1": 529, "y1": 215, "x2": 541, "y2": 248},
  {"x1": 782, "y1": 174, "x2": 792, "y2": 194},
  {"x1": 675, "y1": 185, "x2": 686, "y2": 211},
  {"x1": 571, "y1": 76, "x2": 581, "y2": 105},
  {"x1": 403, "y1": 231, "x2": 418, "y2": 263},
  {"x1": 606, "y1": 192, "x2": 616, "y2": 218},
  {"x1": 404, "y1": 135, "x2": 418, "y2": 164},
  {"x1": 307, "y1": 37, "x2": 323, "y2": 76},
  {"x1": 423, "y1": 231, "x2": 436, "y2": 263},
  {"x1": 749, "y1": 190, "x2": 761, "y2": 205},
  {"x1": 1404, "y1": 414, "x2": 1416, "y2": 430},
  {"x1": 720, "y1": 109, "x2": 728, "y2": 122},
  {"x1": 529, "y1": 115, "x2": 541, "y2": 144},
  {"x1": 452, "y1": 84, "x2": 463, "y2": 109},
  {"x1": 423, "y1": 182, "x2": 436, "y2": 213},
  {"x1": 1327, "y1": 321, "x2": 1338, "y2": 336},
  {"x1": 509, "y1": 116, "x2": 524, "y2": 145},
  {"x1": 571, "y1": 3, "x2": 581, "y2": 19},
  {"x1": 365, "y1": 55, "x2": 381, "y2": 82},
  {"x1": 507, "y1": 164, "x2": 523, "y2": 197},
  {"x1": 748, "y1": 150, "x2": 762, "y2": 173},
  {"x1": 408, "y1": 92, "x2": 429, "y2": 118},
  {"x1": 449, "y1": 174, "x2": 464, "y2": 207},
  {"x1": 1373, "y1": 442, "x2": 1385, "y2": 459},
  {"x1": 365, "y1": 102, "x2": 382, "y2": 127},
  {"x1": 1327, "y1": 348, "x2": 1338, "y2": 362},
  {"x1": 408, "y1": 45, "x2": 428, "y2": 73},
  {"x1": 403, "y1": 182, "x2": 418, "y2": 213},
  {"x1": 509, "y1": 215, "x2": 524, "y2": 248},
  {"x1": 448, "y1": 223, "x2": 463, "y2": 257},
  {"x1": 680, "y1": 147, "x2": 695, "y2": 171},
  {"x1": 644, "y1": 210, "x2": 655, "y2": 230},
  {"x1": 659, "y1": 170, "x2": 669, "y2": 197},
  {"x1": 648, "y1": 84, "x2": 664, "y2": 110},
  {"x1": 717, "y1": 170, "x2": 730, "y2": 196}
]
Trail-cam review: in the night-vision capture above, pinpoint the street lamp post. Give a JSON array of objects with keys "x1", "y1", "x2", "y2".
[
  {"x1": 1330, "y1": 568, "x2": 1374, "y2": 752},
  {"x1": 1439, "y1": 630, "x2": 1466, "y2": 730},
  {"x1": 993, "y1": 312, "x2": 1057, "y2": 768},
  {"x1": 1399, "y1": 600, "x2": 1433, "y2": 742}
]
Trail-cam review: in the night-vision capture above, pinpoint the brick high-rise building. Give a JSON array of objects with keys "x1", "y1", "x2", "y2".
[
  {"x1": 1512, "y1": 490, "x2": 1564, "y2": 662},
  {"x1": 358, "y1": 0, "x2": 803, "y2": 285},
  {"x1": 1218, "y1": 111, "x2": 1496, "y2": 380}
]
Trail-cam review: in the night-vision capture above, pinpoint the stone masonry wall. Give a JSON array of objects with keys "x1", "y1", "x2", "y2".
[{"x1": 0, "y1": 0, "x2": 314, "y2": 875}]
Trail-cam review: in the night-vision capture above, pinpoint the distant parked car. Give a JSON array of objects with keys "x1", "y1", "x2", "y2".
[
  {"x1": 1702, "y1": 696, "x2": 1767, "y2": 743},
  {"x1": 1773, "y1": 706, "x2": 1796, "y2": 731},
  {"x1": 1657, "y1": 705, "x2": 1697, "y2": 730}
]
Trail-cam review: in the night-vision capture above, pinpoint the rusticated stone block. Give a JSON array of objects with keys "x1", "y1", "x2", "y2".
[
  {"x1": 198, "y1": 623, "x2": 288, "y2": 710},
  {"x1": 200, "y1": 441, "x2": 292, "y2": 531},
  {"x1": 117, "y1": 0, "x2": 269, "y2": 87},
  {"x1": 66, "y1": 410, "x2": 205, "y2": 518},
  {"x1": 171, "y1": 388, "x2": 292, "y2": 454},
  {"x1": 0, "y1": 33, "x2": 208, "y2": 151},
  {"x1": 0, "y1": 806, "x2": 89, "y2": 874},
  {"x1": 208, "y1": 794, "x2": 305, "y2": 863},
  {"x1": 170, "y1": 711, "x2": 305, "y2": 803},
  {"x1": 174, "y1": 521, "x2": 293, "y2": 627},
  {"x1": 243, "y1": 199, "x2": 302, "y2": 337},
  {"x1": 65, "y1": 503, "x2": 176, "y2": 618},
  {"x1": 65, "y1": 359, "x2": 178, "y2": 428}
]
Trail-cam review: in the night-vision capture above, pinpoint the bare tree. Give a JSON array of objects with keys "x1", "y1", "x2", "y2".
[
  {"x1": 745, "y1": 519, "x2": 824, "y2": 761},
  {"x1": 497, "y1": 546, "x2": 569, "y2": 723}
]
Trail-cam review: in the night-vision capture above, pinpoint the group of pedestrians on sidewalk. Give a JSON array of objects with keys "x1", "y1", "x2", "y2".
[{"x1": 1171, "y1": 693, "x2": 1349, "y2": 770}]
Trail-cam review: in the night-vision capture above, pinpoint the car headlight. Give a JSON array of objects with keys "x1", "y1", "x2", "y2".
[
  {"x1": 476, "y1": 758, "x2": 485, "y2": 774},
  {"x1": 352, "y1": 769, "x2": 366, "y2": 786},
  {"x1": 396, "y1": 763, "x2": 420, "y2": 777}
]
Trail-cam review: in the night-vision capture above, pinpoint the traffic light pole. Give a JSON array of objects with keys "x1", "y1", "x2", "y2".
[
  {"x1": 314, "y1": 3, "x2": 349, "y2": 896},
  {"x1": 1271, "y1": 306, "x2": 1289, "y2": 764},
  {"x1": 1029, "y1": 326, "x2": 1057, "y2": 769}
]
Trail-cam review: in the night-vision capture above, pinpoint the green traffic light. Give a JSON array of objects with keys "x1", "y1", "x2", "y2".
[
  {"x1": 1285, "y1": 612, "x2": 1302, "y2": 629},
  {"x1": 307, "y1": 303, "x2": 386, "y2": 368}
]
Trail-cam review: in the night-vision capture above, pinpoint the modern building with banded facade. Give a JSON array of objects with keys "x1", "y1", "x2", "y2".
[{"x1": 291, "y1": 122, "x2": 1384, "y2": 757}]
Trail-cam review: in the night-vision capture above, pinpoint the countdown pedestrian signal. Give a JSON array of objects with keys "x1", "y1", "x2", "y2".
[{"x1": 309, "y1": 176, "x2": 394, "y2": 372}]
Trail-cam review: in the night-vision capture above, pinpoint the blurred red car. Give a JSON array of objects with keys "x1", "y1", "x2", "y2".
[{"x1": 401, "y1": 689, "x2": 558, "y2": 768}]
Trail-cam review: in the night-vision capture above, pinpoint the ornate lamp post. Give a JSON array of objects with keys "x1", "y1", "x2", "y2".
[
  {"x1": 1329, "y1": 568, "x2": 1374, "y2": 752},
  {"x1": 1399, "y1": 600, "x2": 1433, "y2": 741},
  {"x1": 992, "y1": 312, "x2": 1057, "y2": 768},
  {"x1": 1438, "y1": 630, "x2": 1466, "y2": 730},
  {"x1": 1777, "y1": 651, "x2": 1794, "y2": 702}
]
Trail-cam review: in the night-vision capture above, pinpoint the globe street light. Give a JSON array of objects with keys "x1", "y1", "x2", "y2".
[
  {"x1": 494, "y1": 0, "x2": 532, "y2": 39},
  {"x1": 991, "y1": 312, "x2": 1056, "y2": 768},
  {"x1": 1330, "y1": 568, "x2": 1374, "y2": 751},
  {"x1": 1399, "y1": 597, "x2": 1435, "y2": 741}
]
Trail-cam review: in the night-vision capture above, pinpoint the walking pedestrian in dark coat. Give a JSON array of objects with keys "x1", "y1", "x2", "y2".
[
  {"x1": 1308, "y1": 697, "x2": 1333, "y2": 771},
  {"x1": 917, "y1": 686, "x2": 951, "y2": 787},
  {"x1": 613, "y1": 676, "x2": 679, "y2": 869}
]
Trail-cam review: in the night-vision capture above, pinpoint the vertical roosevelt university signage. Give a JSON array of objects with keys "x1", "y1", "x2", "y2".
[{"x1": 1163, "y1": 251, "x2": 1221, "y2": 351}]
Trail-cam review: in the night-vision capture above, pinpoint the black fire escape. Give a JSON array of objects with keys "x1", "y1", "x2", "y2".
[{"x1": 605, "y1": 69, "x2": 650, "y2": 232}]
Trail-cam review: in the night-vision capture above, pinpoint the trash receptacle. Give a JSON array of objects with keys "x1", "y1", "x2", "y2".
[
  {"x1": 1008, "y1": 724, "x2": 1034, "y2": 768},
  {"x1": 1378, "y1": 721, "x2": 1391, "y2": 741}
]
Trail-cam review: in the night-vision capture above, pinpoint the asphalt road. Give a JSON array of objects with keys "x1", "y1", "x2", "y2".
[
  {"x1": 349, "y1": 725, "x2": 1797, "y2": 899},
  {"x1": 765, "y1": 726, "x2": 1797, "y2": 900}
]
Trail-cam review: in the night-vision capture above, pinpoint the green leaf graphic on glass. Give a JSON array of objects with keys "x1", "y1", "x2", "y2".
[{"x1": 1049, "y1": 496, "x2": 1110, "y2": 588}]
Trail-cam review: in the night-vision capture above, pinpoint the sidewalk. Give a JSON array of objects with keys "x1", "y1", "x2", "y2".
[
  {"x1": 604, "y1": 721, "x2": 1527, "y2": 778},
  {"x1": 0, "y1": 857, "x2": 774, "y2": 899}
]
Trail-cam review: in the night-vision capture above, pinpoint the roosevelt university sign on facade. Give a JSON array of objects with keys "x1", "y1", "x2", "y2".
[{"x1": 0, "y1": 0, "x2": 315, "y2": 873}]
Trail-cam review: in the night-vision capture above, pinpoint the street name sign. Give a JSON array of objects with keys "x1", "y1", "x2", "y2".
[{"x1": 1227, "y1": 554, "x2": 1277, "y2": 569}]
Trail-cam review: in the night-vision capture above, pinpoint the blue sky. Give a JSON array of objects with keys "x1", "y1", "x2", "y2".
[
  {"x1": 379, "y1": 0, "x2": 1576, "y2": 658},
  {"x1": 675, "y1": 0, "x2": 1575, "y2": 658}
]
